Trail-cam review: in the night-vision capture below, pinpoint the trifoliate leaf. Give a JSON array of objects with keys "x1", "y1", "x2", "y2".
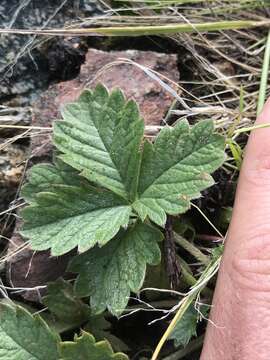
[
  {"x1": 69, "y1": 222, "x2": 163, "y2": 316},
  {"x1": 54, "y1": 84, "x2": 144, "y2": 201},
  {"x1": 0, "y1": 303, "x2": 60, "y2": 360},
  {"x1": 133, "y1": 120, "x2": 225, "y2": 226},
  {"x1": 21, "y1": 170, "x2": 131, "y2": 255},
  {"x1": 60, "y1": 331, "x2": 128, "y2": 360},
  {"x1": 43, "y1": 278, "x2": 91, "y2": 324},
  {"x1": 169, "y1": 304, "x2": 209, "y2": 348},
  {"x1": 21, "y1": 87, "x2": 225, "y2": 259}
]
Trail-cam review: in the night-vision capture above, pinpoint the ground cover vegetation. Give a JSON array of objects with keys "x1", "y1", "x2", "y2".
[{"x1": 0, "y1": 1, "x2": 270, "y2": 359}]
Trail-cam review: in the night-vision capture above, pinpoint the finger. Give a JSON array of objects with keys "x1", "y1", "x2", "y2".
[
  {"x1": 242, "y1": 97, "x2": 270, "y2": 162},
  {"x1": 201, "y1": 98, "x2": 270, "y2": 359},
  {"x1": 228, "y1": 97, "x2": 270, "y2": 248}
]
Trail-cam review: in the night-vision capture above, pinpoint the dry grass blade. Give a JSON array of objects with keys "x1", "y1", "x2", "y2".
[
  {"x1": 0, "y1": 20, "x2": 269, "y2": 37},
  {"x1": 151, "y1": 255, "x2": 222, "y2": 359}
]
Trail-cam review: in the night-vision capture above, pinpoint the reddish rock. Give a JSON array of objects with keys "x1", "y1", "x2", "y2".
[
  {"x1": 8, "y1": 48, "x2": 179, "y2": 302},
  {"x1": 31, "y1": 49, "x2": 179, "y2": 161},
  {"x1": 55, "y1": 49, "x2": 179, "y2": 126}
]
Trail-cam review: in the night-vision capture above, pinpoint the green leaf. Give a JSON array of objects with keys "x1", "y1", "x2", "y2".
[
  {"x1": 54, "y1": 84, "x2": 144, "y2": 201},
  {"x1": 169, "y1": 304, "x2": 208, "y2": 348},
  {"x1": 84, "y1": 316, "x2": 130, "y2": 353},
  {"x1": 21, "y1": 161, "x2": 81, "y2": 203},
  {"x1": 60, "y1": 331, "x2": 128, "y2": 360},
  {"x1": 133, "y1": 120, "x2": 225, "y2": 226},
  {"x1": 0, "y1": 303, "x2": 60, "y2": 360},
  {"x1": 43, "y1": 278, "x2": 91, "y2": 324},
  {"x1": 21, "y1": 166, "x2": 131, "y2": 256},
  {"x1": 0, "y1": 299, "x2": 77, "y2": 336},
  {"x1": 44, "y1": 289, "x2": 128, "y2": 350},
  {"x1": 169, "y1": 305, "x2": 198, "y2": 348},
  {"x1": 69, "y1": 222, "x2": 163, "y2": 316},
  {"x1": 21, "y1": 87, "x2": 225, "y2": 259}
]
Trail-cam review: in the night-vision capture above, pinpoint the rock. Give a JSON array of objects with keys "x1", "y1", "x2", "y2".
[
  {"x1": 0, "y1": 105, "x2": 32, "y2": 137},
  {"x1": 31, "y1": 48, "x2": 179, "y2": 161},
  {"x1": 7, "y1": 234, "x2": 72, "y2": 302},
  {"x1": 0, "y1": 143, "x2": 27, "y2": 189},
  {"x1": 0, "y1": 0, "x2": 99, "y2": 105},
  {"x1": 55, "y1": 49, "x2": 179, "y2": 126},
  {"x1": 0, "y1": 142, "x2": 28, "y2": 239},
  {"x1": 7, "y1": 48, "x2": 179, "y2": 302}
]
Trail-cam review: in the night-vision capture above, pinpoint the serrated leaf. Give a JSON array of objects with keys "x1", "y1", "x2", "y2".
[
  {"x1": 0, "y1": 299, "x2": 76, "y2": 336},
  {"x1": 21, "y1": 166, "x2": 131, "y2": 256},
  {"x1": 54, "y1": 84, "x2": 144, "y2": 201},
  {"x1": 69, "y1": 223, "x2": 163, "y2": 316},
  {"x1": 133, "y1": 120, "x2": 225, "y2": 225},
  {"x1": 21, "y1": 87, "x2": 225, "y2": 259},
  {"x1": 60, "y1": 332, "x2": 128, "y2": 360},
  {"x1": 169, "y1": 304, "x2": 209, "y2": 348},
  {"x1": 43, "y1": 278, "x2": 91, "y2": 324},
  {"x1": 0, "y1": 303, "x2": 60, "y2": 360}
]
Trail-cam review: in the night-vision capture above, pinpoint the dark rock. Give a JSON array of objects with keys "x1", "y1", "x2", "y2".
[
  {"x1": 7, "y1": 233, "x2": 72, "y2": 302},
  {"x1": 45, "y1": 39, "x2": 87, "y2": 82},
  {"x1": 0, "y1": 0, "x2": 101, "y2": 105}
]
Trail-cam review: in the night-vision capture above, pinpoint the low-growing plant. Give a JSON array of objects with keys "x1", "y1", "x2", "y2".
[{"x1": 0, "y1": 84, "x2": 226, "y2": 359}]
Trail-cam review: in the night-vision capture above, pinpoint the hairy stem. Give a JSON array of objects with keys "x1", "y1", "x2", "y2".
[{"x1": 165, "y1": 217, "x2": 181, "y2": 288}]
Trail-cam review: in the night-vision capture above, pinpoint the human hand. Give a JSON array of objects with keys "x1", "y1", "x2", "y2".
[{"x1": 201, "y1": 99, "x2": 270, "y2": 359}]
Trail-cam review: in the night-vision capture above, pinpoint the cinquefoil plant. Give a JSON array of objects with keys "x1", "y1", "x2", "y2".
[{"x1": 20, "y1": 84, "x2": 225, "y2": 316}]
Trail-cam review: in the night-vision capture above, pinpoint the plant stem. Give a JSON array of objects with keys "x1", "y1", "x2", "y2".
[
  {"x1": 152, "y1": 293, "x2": 196, "y2": 360},
  {"x1": 162, "y1": 335, "x2": 204, "y2": 360},
  {"x1": 165, "y1": 217, "x2": 181, "y2": 288},
  {"x1": 163, "y1": 99, "x2": 178, "y2": 125},
  {"x1": 257, "y1": 30, "x2": 270, "y2": 115},
  {"x1": 179, "y1": 257, "x2": 213, "y2": 298},
  {"x1": 233, "y1": 122, "x2": 270, "y2": 136},
  {"x1": 0, "y1": 20, "x2": 269, "y2": 37},
  {"x1": 174, "y1": 233, "x2": 210, "y2": 266}
]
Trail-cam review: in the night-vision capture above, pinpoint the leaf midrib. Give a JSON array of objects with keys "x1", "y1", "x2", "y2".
[{"x1": 91, "y1": 100, "x2": 128, "y2": 199}]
